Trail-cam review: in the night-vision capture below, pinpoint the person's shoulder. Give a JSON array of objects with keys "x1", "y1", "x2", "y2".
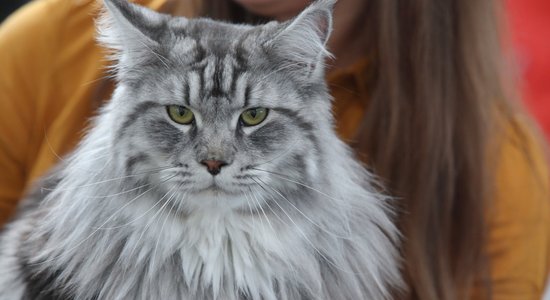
[
  {"x1": 0, "y1": 0, "x2": 101, "y2": 72},
  {"x1": 494, "y1": 115, "x2": 548, "y2": 207},
  {"x1": 485, "y1": 114, "x2": 550, "y2": 296},
  {"x1": 491, "y1": 113, "x2": 549, "y2": 231},
  {"x1": 0, "y1": 0, "x2": 97, "y2": 41}
]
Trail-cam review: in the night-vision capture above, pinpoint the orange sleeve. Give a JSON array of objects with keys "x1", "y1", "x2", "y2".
[
  {"x1": 474, "y1": 121, "x2": 550, "y2": 299},
  {"x1": 0, "y1": 0, "x2": 61, "y2": 225}
]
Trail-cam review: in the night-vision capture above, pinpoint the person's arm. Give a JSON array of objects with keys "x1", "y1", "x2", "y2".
[
  {"x1": 0, "y1": 0, "x2": 59, "y2": 226},
  {"x1": 473, "y1": 120, "x2": 550, "y2": 299}
]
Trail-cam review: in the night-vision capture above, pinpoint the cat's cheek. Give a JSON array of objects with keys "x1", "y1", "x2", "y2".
[
  {"x1": 140, "y1": 119, "x2": 195, "y2": 159},
  {"x1": 245, "y1": 121, "x2": 290, "y2": 155}
]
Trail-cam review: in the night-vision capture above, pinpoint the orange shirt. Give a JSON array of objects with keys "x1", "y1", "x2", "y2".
[{"x1": 0, "y1": 0, "x2": 548, "y2": 298}]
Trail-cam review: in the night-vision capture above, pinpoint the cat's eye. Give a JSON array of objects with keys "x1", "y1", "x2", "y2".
[
  {"x1": 167, "y1": 105, "x2": 194, "y2": 125},
  {"x1": 240, "y1": 108, "x2": 268, "y2": 126}
]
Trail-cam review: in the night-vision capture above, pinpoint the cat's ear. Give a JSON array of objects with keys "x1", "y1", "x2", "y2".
[
  {"x1": 264, "y1": 0, "x2": 335, "y2": 81},
  {"x1": 98, "y1": 0, "x2": 169, "y2": 66}
]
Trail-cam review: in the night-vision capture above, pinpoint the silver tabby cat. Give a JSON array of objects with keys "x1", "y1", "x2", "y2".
[{"x1": 0, "y1": 0, "x2": 402, "y2": 299}]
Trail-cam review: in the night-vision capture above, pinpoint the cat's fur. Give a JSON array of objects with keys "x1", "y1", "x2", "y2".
[{"x1": 0, "y1": 0, "x2": 402, "y2": 299}]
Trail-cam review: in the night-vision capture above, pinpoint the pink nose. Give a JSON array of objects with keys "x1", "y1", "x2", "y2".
[{"x1": 200, "y1": 160, "x2": 228, "y2": 176}]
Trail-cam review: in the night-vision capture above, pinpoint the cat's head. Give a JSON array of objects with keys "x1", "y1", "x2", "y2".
[{"x1": 99, "y1": 0, "x2": 335, "y2": 211}]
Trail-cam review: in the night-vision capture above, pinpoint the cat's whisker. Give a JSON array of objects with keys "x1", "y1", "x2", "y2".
[
  {"x1": 248, "y1": 185, "x2": 275, "y2": 232},
  {"x1": 250, "y1": 179, "x2": 286, "y2": 226},
  {"x1": 91, "y1": 173, "x2": 176, "y2": 228},
  {"x1": 253, "y1": 176, "x2": 352, "y2": 240},
  {"x1": 242, "y1": 192, "x2": 257, "y2": 228},
  {"x1": 85, "y1": 181, "x2": 154, "y2": 199},
  {"x1": 250, "y1": 167, "x2": 353, "y2": 210},
  {"x1": 174, "y1": 187, "x2": 188, "y2": 214},
  {"x1": 252, "y1": 136, "x2": 300, "y2": 167},
  {"x1": 252, "y1": 177, "x2": 367, "y2": 277},
  {"x1": 81, "y1": 163, "x2": 174, "y2": 199},
  {"x1": 251, "y1": 166, "x2": 354, "y2": 222},
  {"x1": 152, "y1": 186, "x2": 184, "y2": 265},
  {"x1": 80, "y1": 72, "x2": 117, "y2": 87},
  {"x1": 87, "y1": 156, "x2": 114, "y2": 188},
  {"x1": 39, "y1": 155, "x2": 114, "y2": 201},
  {"x1": 134, "y1": 38, "x2": 170, "y2": 69},
  {"x1": 134, "y1": 165, "x2": 181, "y2": 174},
  {"x1": 128, "y1": 190, "x2": 174, "y2": 264},
  {"x1": 249, "y1": 182, "x2": 302, "y2": 238},
  {"x1": 28, "y1": 174, "x2": 178, "y2": 267},
  {"x1": 41, "y1": 166, "x2": 176, "y2": 192},
  {"x1": 97, "y1": 184, "x2": 179, "y2": 229},
  {"x1": 244, "y1": 189, "x2": 268, "y2": 231},
  {"x1": 43, "y1": 128, "x2": 111, "y2": 175}
]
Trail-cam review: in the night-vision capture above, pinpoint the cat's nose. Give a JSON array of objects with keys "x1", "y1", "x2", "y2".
[{"x1": 200, "y1": 159, "x2": 228, "y2": 176}]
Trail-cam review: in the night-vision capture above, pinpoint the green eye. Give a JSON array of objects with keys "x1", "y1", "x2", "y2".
[
  {"x1": 240, "y1": 108, "x2": 268, "y2": 126},
  {"x1": 167, "y1": 105, "x2": 194, "y2": 125}
]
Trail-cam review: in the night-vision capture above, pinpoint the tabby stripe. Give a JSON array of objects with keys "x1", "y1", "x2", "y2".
[
  {"x1": 193, "y1": 42, "x2": 206, "y2": 64},
  {"x1": 116, "y1": 101, "x2": 158, "y2": 140},
  {"x1": 182, "y1": 80, "x2": 190, "y2": 106},
  {"x1": 271, "y1": 108, "x2": 316, "y2": 133},
  {"x1": 125, "y1": 153, "x2": 150, "y2": 175},
  {"x1": 231, "y1": 44, "x2": 249, "y2": 98},
  {"x1": 211, "y1": 57, "x2": 224, "y2": 98},
  {"x1": 234, "y1": 43, "x2": 249, "y2": 71},
  {"x1": 272, "y1": 107, "x2": 322, "y2": 157}
]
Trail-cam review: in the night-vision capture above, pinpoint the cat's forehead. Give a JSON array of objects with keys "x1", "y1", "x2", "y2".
[
  {"x1": 143, "y1": 20, "x2": 277, "y2": 112},
  {"x1": 169, "y1": 18, "x2": 265, "y2": 57}
]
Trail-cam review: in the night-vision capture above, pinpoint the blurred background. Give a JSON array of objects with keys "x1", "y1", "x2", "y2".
[
  {"x1": 1, "y1": 0, "x2": 550, "y2": 141},
  {"x1": 1, "y1": 1, "x2": 29, "y2": 21},
  {"x1": 507, "y1": 0, "x2": 550, "y2": 141}
]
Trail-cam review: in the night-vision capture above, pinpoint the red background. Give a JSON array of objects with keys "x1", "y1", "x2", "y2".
[{"x1": 507, "y1": 0, "x2": 550, "y2": 141}]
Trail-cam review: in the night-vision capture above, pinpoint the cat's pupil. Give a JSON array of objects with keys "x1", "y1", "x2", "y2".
[
  {"x1": 249, "y1": 110, "x2": 257, "y2": 118},
  {"x1": 178, "y1": 107, "x2": 186, "y2": 116}
]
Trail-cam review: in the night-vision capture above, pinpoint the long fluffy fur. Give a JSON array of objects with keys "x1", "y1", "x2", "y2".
[{"x1": 0, "y1": 1, "x2": 403, "y2": 299}]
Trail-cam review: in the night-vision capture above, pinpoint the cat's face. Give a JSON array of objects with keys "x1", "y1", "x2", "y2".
[{"x1": 100, "y1": 0, "x2": 334, "y2": 211}]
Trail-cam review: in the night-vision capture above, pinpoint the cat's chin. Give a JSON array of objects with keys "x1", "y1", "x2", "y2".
[
  {"x1": 196, "y1": 185, "x2": 231, "y2": 196},
  {"x1": 189, "y1": 188, "x2": 251, "y2": 211},
  {"x1": 186, "y1": 175, "x2": 247, "y2": 195}
]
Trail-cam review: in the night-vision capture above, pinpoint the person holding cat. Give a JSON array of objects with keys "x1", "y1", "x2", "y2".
[{"x1": 0, "y1": 0, "x2": 548, "y2": 299}]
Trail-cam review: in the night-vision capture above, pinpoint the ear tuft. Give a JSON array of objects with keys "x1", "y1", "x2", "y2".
[
  {"x1": 265, "y1": 0, "x2": 335, "y2": 81},
  {"x1": 97, "y1": 0, "x2": 169, "y2": 69}
]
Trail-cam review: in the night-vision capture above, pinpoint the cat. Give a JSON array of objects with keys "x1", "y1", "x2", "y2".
[{"x1": 0, "y1": 0, "x2": 402, "y2": 299}]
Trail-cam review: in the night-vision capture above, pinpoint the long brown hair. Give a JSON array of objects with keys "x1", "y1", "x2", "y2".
[{"x1": 357, "y1": 1, "x2": 506, "y2": 298}]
